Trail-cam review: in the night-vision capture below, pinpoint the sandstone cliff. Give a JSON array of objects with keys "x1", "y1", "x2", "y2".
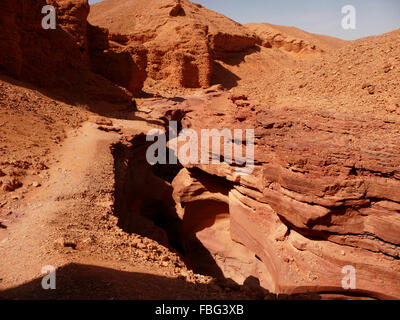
[
  {"x1": 246, "y1": 23, "x2": 347, "y2": 54},
  {"x1": 1, "y1": 0, "x2": 399, "y2": 300},
  {"x1": 0, "y1": 0, "x2": 148, "y2": 102},
  {"x1": 137, "y1": 28, "x2": 400, "y2": 298},
  {"x1": 89, "y1": 0, "x2": 259, "y2": 89}
]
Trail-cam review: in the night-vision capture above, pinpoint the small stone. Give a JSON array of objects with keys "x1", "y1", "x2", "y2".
[
  {"x1": 131, "y1": 238, "x2": 141, "y2": 248},
  {"x1": 180, "y1": 269, "x2": 188, "y2": 277},
  {"x1": 137, "y1": 242, "x2": 147, "y2": 250},
  {"x1": 54, "y1": 237, "x2": 77, "y2": 250},
  {"x1": 3, "y1": 178, "x2": 22, "y2": 192},
  {"x1": 95, "y1": 118, "x2": 113, "y2": 126},
  {"x1": 54, "y1": 237, "x2": 65, "y2": 249},
  {"x1": 383, "y1": 64, "x2": 393, "y2": 73},
  {"x1": 32, "y1": 181, "x2": 41, "y2": 187},
  {"x1": 299, "y1": 82, "x2": 307, "y2": 89},
  {"x1": 362, "y1": 83, "x2": 375, "y2": 94},
  {"x1": 37, "y1": 162, "x2": 48, "y2": 170}
]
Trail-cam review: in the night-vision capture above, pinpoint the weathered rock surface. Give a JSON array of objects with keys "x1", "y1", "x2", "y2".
[
  {"x1": 1, "y1": 0, "x2": 399, "y2": 300},
  {"x1": 172, "y1": 168, "x2": 273, "y2": 290},
  {"x1": 0, "y1": 0, "x2": 146, "y2": 102},
  {"x1": 139, "y1": 28, "x2": 400, "y2": 297},
  {"x1": 88, "y1": 24, "x2": 148, "y2": 95},
  {"x1": 0, "y1": 0, "x2": 87, "y2": 86},
  {"x1": 246, "y1": 23, "x2": 347, "y2": 54},
  {"x1": 89, "y1": 0, "x2": 258, "y2": 89}
]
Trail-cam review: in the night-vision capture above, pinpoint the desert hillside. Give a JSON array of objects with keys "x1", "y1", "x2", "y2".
[
  {"x1": 0, "y1": 0, "x2": 399, "y2": 300},
  {"x1": 246, "y1": 22, "x2": 347, "y2": 53},
  {"x1": 89, "y1": 0, "x2": 260, "y2": 89}
]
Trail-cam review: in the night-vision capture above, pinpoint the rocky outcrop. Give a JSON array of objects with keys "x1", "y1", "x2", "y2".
[
  {"x1": 209, "y1": 33, "x2": 259, "y2": 59},
  {"x1": 172, "y1": 168, "x2": 273, "y2": 289},
  {"x1": 88, "y1": 24, "x2": 148, "y2": 95},
  {"x1": 0, "y1": 0, "x2": 88, "y2": 87},
  {"x1": 89, "y1": 0, "x2": 259, "y2": 89},
  {"x1": 0, "y1": 0, "x2": 147, "y2": 101},
  {"x1": 246, "y1": 23, "x2": 347, "y2": 54},
  {"x1": 48, "y1": 0, "x2": 91, "y2": 56},
  {"x1": 139, "y1": 65, "x2": 400, "y2": 298}
]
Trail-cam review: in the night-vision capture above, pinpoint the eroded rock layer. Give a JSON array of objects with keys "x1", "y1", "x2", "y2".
[
  {"x1": 138, "y1": 53, "x2": 400, "y2": 298},
  {"x1": 246, "y1": 23, "x2": 347, "y2": 54},
  {"x1": 1, "y1": 0, "x2": 399, "y2": 300},
  {"x1": 89, "y1": 0, "x2": 259, "y2": 89},
  {"x1": 0, "y1": 0, "x2": 147, "y2": 101}
]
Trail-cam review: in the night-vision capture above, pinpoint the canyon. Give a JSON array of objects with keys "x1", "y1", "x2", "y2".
[{"x1": 0, "y1": 0, "x2": 399, "y2": 300}]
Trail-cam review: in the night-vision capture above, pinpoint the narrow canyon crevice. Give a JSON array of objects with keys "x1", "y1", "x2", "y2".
[
  {"x1": 111, "y1": 134, "x2": 270, "y2": 295},
  {"x1": 111, "y1": 134, "x2": 182, "y2": 249}
]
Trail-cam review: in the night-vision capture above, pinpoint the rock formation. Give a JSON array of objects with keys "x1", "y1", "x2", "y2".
[
  {"x1": 89, "y1": 0, "x2": 259, "y2": 89},
  {"x1": 246, "y1": 23, "x2": 347, "y2": 54},
  {"x1": 0, "y1": 0, "x2": 89, "y2": 87},
  {"x1": 137, "y1": 26, "x2": 400, "y2": 297},
  {"x1": 0, "y1": 0, "x2": 148, "y2": 102},
  {"x1": 88, "y1": 24, "x2": 148, "y2": 95},
  {"x1": 0, "y1": 0, "x2": 399, "y2": 300}
]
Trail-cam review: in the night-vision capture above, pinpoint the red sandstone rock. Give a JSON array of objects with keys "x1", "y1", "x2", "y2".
[
  {"x1": 246, "y1": 23, "x2": 347, "y2": 54},
  {"x1": 0, "y1": 0, "x2": 136, "y2": 103},
  {"x1": 143, "y1": 46, "x2": 400, "y2": 297},
  {"x1": 89, "y1": 0, "x2": 258, "y2": 89},
  {"x1": 1, "y1": 0, "x2": 399, "y2": 301}
]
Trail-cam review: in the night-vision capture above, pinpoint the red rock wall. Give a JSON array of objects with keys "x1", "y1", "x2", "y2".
[
  {"x1": 0, "y1": 0, "x2": 89, "y2": 87},
  {"x1": 0, "y1": 0, "x2": 145, "y2": 99},
  {"x1": 89, "y1": 0, "x2": 259, "y2": 89},
  {"x1": 150, "y1": 89, "x2": 400, "y2": 299}
]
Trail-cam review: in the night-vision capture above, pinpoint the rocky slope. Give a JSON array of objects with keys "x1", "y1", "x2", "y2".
[
  {"x1": 246, "y1": 23, "x2": 347, "y2": 54},
  {"x1": 89, "y1": 0, "x2": 259, "y2": 89},
  {"x1": 0, "y1": 0, "x2": 399, "y2": 300},
  {"x1": 136, "y1": 27, "x2": 400, "y2": 299}
]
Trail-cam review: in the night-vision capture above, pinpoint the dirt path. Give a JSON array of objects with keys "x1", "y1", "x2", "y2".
[
  {"x1": 0, "y1": 120, "x2": 120, "y2": 292},
  {"x1": 0, "y1": 118, "x2": 248, "y2": 300}
]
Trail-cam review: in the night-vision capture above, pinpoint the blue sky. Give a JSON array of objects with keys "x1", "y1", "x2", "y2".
[{"x1": 88, "y1": 0, "x2": 400, "y2": 40}]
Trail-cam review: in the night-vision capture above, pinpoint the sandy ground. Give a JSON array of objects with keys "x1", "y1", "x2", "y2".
[{"x1": 0, "y1": 96, "x2": 252, "y2": 299}]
